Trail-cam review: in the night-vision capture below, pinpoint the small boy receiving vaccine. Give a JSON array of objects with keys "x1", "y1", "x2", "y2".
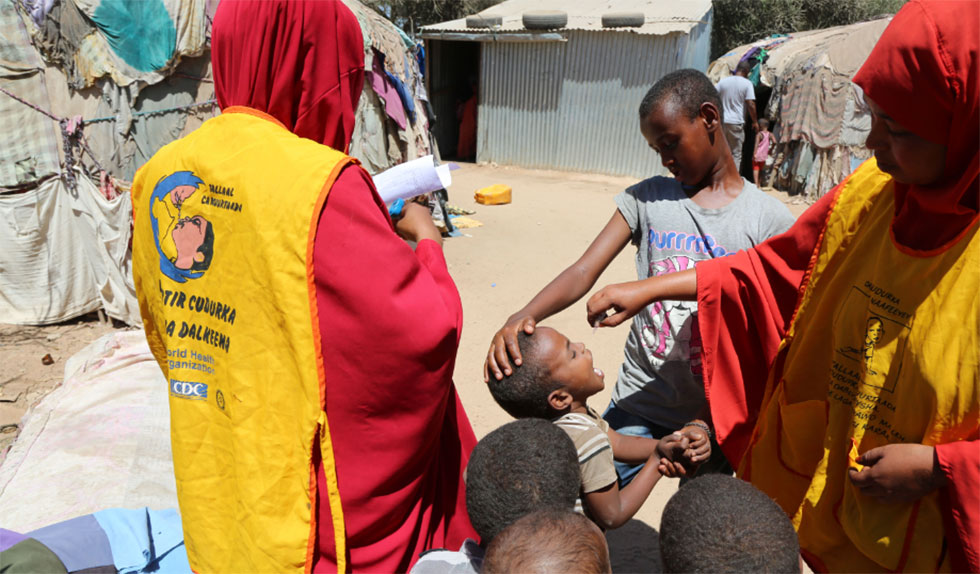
[{"x1": 489, "y1": 326, "x2": 710, "y2": 529}]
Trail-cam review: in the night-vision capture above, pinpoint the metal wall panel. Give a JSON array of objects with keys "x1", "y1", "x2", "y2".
[{"x1": 476, "y1": 15, "x2": 712, "y2": 179}]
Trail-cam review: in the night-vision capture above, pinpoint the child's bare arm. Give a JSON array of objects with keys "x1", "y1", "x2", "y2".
[
  {"x1": 607, "y1": 428, "x2": 658, "y2": 464},
  {"x1": 586, "y1": 269, "x2": 697, "y2": 328},
  {"x1": 584, "y1": 453, "x2": 663, "y2": 529},
  {"x1": 485, "y1": 211, "x2": 632, "y2": 380},
  {"x1": 755, "y1": 132, "x2": 764, "y2": 148},
  {"x1": 607, "y1": 428, "x2": 688, "y2": 464}
]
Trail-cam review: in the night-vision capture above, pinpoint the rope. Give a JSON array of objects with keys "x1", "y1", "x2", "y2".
[
  {"x1": 86, "y1": 99, "x2": 218, "y2": 124},
  {"x1": 0, "y1": 85, "x2": 60, "y2": 121},
  {"x1": 0, "y1": 85, "x2": 215, "y2": 190},
  {"x1": 0, "y1": 84, "x2": 212, "y2": 188}
]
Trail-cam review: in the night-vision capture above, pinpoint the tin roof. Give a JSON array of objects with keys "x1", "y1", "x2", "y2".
[{"x1": 421, "y1": 0, "x2": 712, "y2": 39}]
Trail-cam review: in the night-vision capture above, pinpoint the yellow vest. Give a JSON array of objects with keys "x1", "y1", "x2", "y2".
[
  {"x1": 131, "y1": 107, "x2": 352, "y2": 573},
  {"x1": 741, "y1": 159, "x2": 979, "y2": 572}
]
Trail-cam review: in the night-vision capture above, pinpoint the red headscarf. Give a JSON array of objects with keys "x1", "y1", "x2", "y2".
[
  {"x1": 211, "y1": 0, "x2": 365, "y2": 152},
  {"x1": 853, "y1": 0, "x2": 979, "y2": 253}
]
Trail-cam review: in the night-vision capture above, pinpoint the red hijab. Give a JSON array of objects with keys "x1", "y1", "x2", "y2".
[
  {"x1": 853, "y1": 0, "x2": 979, "y2": 253},
  {"x1": 211, "y1": 0, "x2": 365, "y2": 152}
]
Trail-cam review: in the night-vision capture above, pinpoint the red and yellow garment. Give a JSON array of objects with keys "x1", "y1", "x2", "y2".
[
  {"x1": 698, "y1": 160, "x2": 979, "y2": 573},
  {"x1": 695, "y1": 2, "x2": 979, "y2": 570}
]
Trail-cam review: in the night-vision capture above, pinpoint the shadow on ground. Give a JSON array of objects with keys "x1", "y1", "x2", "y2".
[{"x1": 606, "y1": 518, "x2": 661, "y2": 573}]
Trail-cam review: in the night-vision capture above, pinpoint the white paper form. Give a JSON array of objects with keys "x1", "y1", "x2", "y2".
[{"x1": 372, "y1": 155, "x2": 452, "y2": 203}]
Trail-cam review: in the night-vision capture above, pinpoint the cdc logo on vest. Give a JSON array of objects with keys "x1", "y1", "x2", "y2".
[{"x1": 171, "y1": 379, "x2": 208, "y2": 400}]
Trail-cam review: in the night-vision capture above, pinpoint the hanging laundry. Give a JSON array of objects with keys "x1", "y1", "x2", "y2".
[
  {"x1": 385, "y1": 70, "x2": 416, "y2": 124},
  {"x1": 368, "y1": 48, "x2": 407, "y2": 129}
]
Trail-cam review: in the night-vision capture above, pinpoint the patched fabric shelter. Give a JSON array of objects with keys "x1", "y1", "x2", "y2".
[
  {"x1": 1, "y1": 0, "x2": 437, "y2": 326},
  {"x1": 707, "y1": 17, "x2": 892, "y2": 200}
]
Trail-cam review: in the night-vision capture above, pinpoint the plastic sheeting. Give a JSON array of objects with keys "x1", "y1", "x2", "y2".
[
  {"x1": 0, "y1": 331, "x2": 177, "y2": 532},
  {"x1": 0, "y1": 170, "x2": 139, "y2": 325}
]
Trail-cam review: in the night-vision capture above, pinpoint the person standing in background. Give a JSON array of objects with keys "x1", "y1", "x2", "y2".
[{"x1": 715, "y1": 60, "x2": 758, "y2": 172}]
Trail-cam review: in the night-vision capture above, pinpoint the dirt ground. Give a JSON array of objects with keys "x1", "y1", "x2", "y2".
[
  {"x1": 0, "y1": 315, "x2": 119, "y2": 456},
  {"x1": 0, "y1": 162, "x2": 808, "y2": 572}
]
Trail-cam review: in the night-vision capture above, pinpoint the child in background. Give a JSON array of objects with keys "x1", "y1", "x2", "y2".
[
  {"x1": 482, "y1": 510, "x2": 612, "y2": 574},
  {"x1": 488, "y1": 327, "x2": 709, "y2": 530},
  {"x1": 659, "y1": 474, "x2": 801, "y2": 573},
  {"x1": 410, "y1": 419, "x2": 581, "y2": 574},
  {"x1": 753, "y1": 118, "x2": 776, "y2": 187},
  {"x1": 485, "y1": 69, "x2": 794, "y2": 487}
]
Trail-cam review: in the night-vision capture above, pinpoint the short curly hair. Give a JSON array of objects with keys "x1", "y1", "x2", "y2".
[
  {"x1": 660, "y1": 474, "x2": 800, "y2": 573},
  {"x1": 465, "y1": 419, "x2": 580, "y2": 544},
  {"x1": 638, "y1": 68, "x2": 722, "y2": 121},
  {"x1": 487, "y1": 331, "x2": 562, "y2": 419},
  {"x1": 483, "y1": 510, "x2": 611, "y2": 574}
]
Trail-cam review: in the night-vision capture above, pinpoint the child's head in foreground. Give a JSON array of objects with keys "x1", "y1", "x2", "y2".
[
  {"x1": 759, "y1": 118, "x2": 770, "y2": 131},
  {"x1": 482, "y1": 510, "x2": 611, "y2": 574},
  {"x1": 660, "y1": 474, "x2": 801, "y2": 573},
  {"x1": 638, "y1": 69, "x2": 728, "y2": 187},
  {"x1": 465, "y1": 418, "x2": 581, "y2": 544},
  {"x1": 487, "y1": 327, "x2": 605, "y2": 419}
]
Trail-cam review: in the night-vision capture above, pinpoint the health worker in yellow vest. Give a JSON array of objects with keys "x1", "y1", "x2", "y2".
[
  {"x1": 130, "y1": 2, "x2": 478, "y2": 572},
  {"x1": 584, "y1": 1, "x2": 979, "y2": 571}
]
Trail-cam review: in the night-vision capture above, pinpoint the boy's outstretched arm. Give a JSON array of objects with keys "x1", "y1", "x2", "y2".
[
  {"x1": 586, "y1": 268, "x2": 697, "y2": 328},
  {"x1": 607, "y1": 429, "x2": 660, "y2": 463},
  {"x1": 484, "y1": 211, "x2": 632, "y2": 381},
  {"x1": 584, "y1": 453, "x2": 663, "y2": 530}
]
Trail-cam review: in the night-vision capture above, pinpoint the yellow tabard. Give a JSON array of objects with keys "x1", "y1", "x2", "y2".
[
  {"x1": 131, "y1": 108, "x2": 353, "y2": 573},
  {"x1": 741, "y1": 159, "x2": 979, "y2": 572}
]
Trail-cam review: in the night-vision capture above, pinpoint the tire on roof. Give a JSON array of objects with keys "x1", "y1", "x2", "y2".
[
  {"x1": 522, "y1": 10, "x2": 567, "y2": 30},
  {"x1": 466, "y1": 14, "x2": 503, "y2": 28},
  {"x1": 601, "y1": 12, "x2": 645, "y2": 28}
]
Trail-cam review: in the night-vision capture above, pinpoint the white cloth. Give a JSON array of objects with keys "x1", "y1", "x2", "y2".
[
  {"x1": 410, "y1": 539, "x2": 484, "y2": 574},
  {"x1": 716, "y1": 75, "x2": 755, "y2": 125},
  {"x1": 0, "y1": 331, "x2": 177, "y2": 532},
  {"x1": 0, "y1": 171, "x2": 139, "y2": 325}
]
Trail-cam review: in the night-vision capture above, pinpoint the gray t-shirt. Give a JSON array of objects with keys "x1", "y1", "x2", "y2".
[
  {"x1": 611, "y1": 176, "x2": 794, "y2": 429},
  {"x1": 715, "y1": 75, "x2": 755, "y2": 125}
]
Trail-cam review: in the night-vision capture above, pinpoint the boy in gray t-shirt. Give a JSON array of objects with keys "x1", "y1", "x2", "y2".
[
  {"x1": 485, "y1": 69, "x2": 794, "y2": 486},
  {"x1": 606, "y1": 176, "x2": 791, "y2": 481}
]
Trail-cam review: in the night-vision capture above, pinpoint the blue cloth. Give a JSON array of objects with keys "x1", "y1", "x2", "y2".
[
  {"x1": 28, "y1": 514, "x2": 114, "y2": 572},
  {"x1": 93, "y1": 508, "x2": 190, "y2": 574},
  {"x1": 89, "y1": 0, "x2": 176, "y2": 72},
  {"x1": 385, "y1": 70, "x2": 416, "y2": 125},
  {"x1": 416, "y1": 44, "x2": 426, "y2": 77}
]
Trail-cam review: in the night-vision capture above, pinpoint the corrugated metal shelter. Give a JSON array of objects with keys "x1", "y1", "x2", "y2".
[
  {"x1": 421, "y1": 0, "x2": 712, "y2": 178},
  {"x1": 706, "y1": 17, "x2": 891, "y2": 200}
]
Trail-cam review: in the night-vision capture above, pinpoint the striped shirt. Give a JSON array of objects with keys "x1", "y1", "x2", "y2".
[{"x1": 553, "y1": 406, "x2": 617, "y2": 514}]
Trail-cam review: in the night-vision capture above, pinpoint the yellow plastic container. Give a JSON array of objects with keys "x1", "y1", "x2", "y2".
[{"x1": 474, "y1": 184, "x2": 512, "y2": 205}]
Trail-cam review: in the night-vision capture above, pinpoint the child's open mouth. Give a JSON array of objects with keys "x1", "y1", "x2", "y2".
[{"x1": 594, "y1": 367, "x2": 604, "y2": 378}]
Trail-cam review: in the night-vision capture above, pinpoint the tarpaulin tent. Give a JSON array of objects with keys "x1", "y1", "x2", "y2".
[
  {"x1": 707, "y1": 17, "x2": 892, "y2": 200},
  {"x1": 1, "y1": 0, "x2": 440, "y2": 326}
]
